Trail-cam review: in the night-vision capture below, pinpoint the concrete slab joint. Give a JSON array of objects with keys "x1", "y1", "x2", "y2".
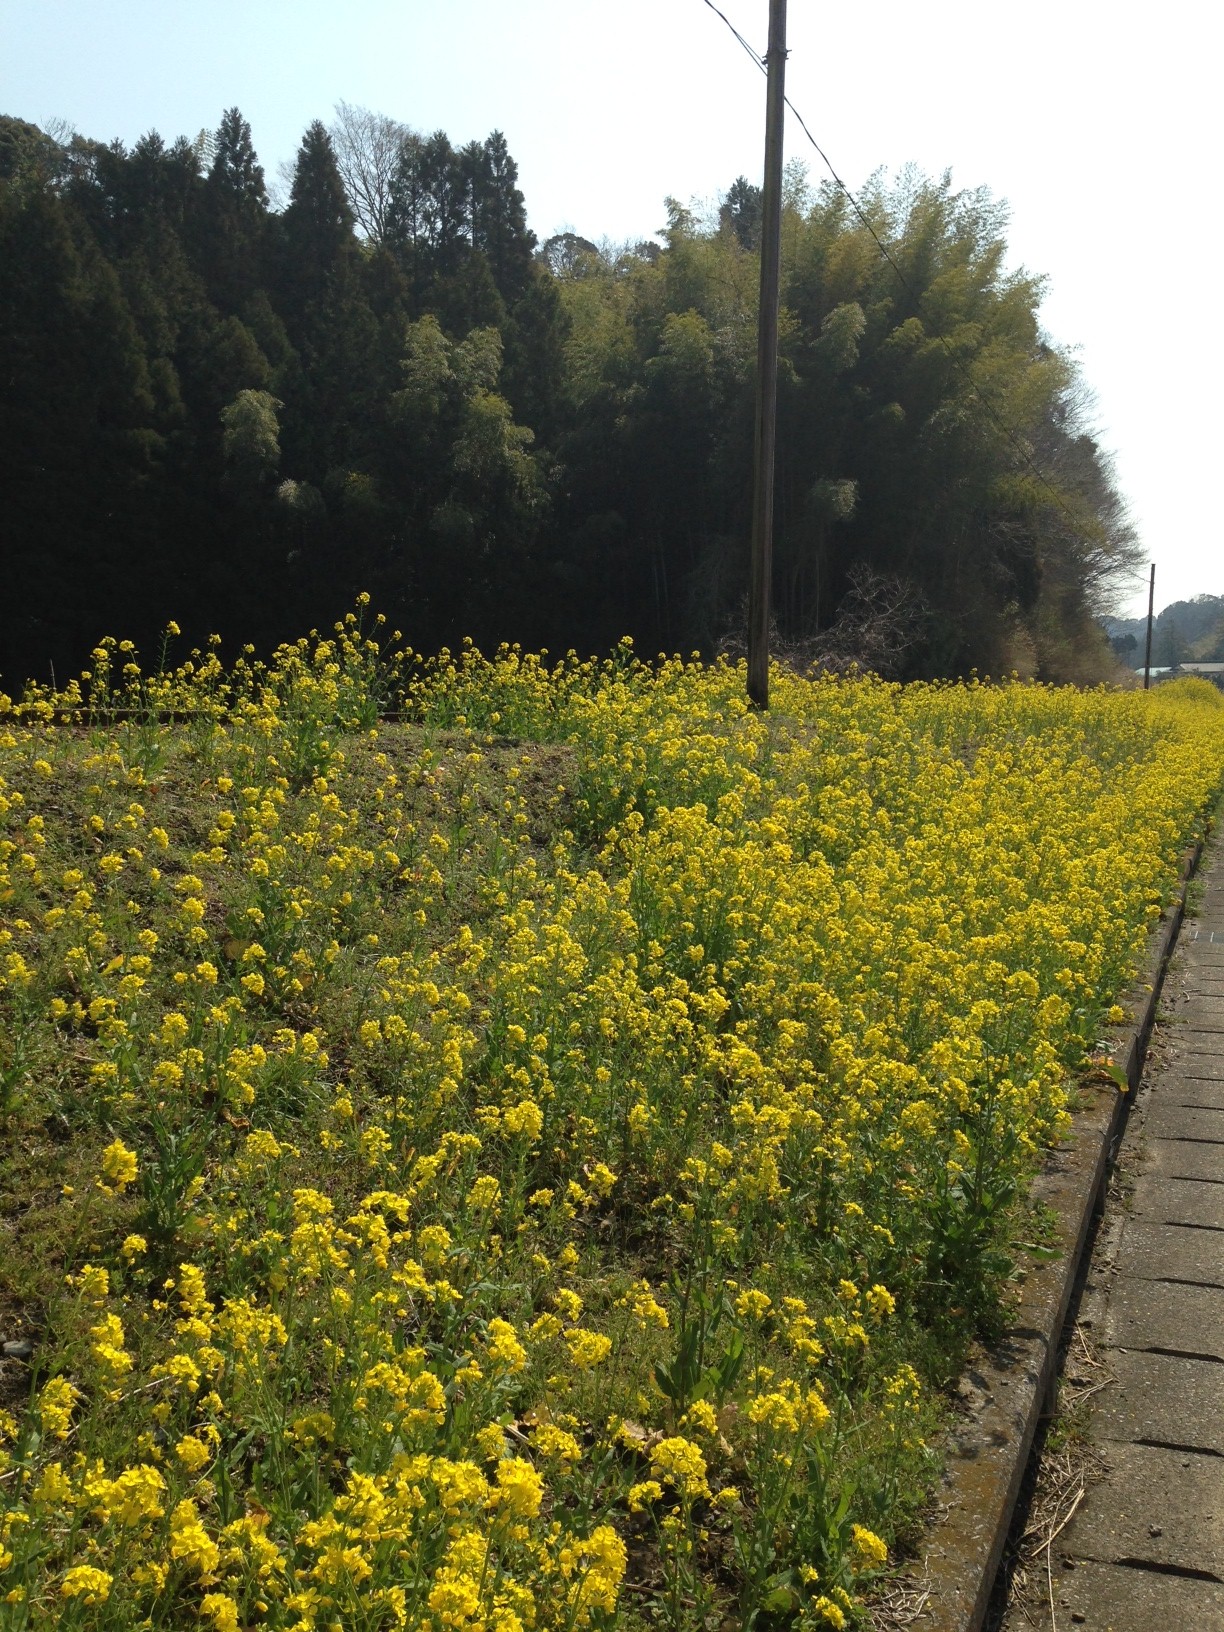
[{"x1": 897, "y1": 821, "x2": 1220, "y2": 1632}]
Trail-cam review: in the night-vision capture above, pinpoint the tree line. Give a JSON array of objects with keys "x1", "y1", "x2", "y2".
[{"x1": 0, "y1": 105, "x2": 1139, "y2": 687}]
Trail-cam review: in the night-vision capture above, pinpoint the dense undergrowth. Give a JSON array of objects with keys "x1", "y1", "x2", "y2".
[{"x1": 1, "y1": 610, "x2": 1223, "y2": 1631}]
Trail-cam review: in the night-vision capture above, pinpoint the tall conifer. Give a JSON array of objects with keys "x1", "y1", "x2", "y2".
[{"x1": 280, "y1": 120, "x2": 355, "y2": 330}]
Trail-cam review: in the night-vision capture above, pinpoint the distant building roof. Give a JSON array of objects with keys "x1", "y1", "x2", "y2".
[{"x1": 1134, "y1": 662, "x2": 1224, "y2": 676}]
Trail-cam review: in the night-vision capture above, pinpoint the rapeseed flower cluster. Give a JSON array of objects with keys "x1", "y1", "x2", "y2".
[{"x1": 0, "y1": 612, "x2": 1222, "y2": 1629}]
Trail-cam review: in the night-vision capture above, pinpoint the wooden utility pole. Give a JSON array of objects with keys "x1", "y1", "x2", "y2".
[
  {"x1": 1143, "y1": 561, "x2": 1155, "y2": 690},
  {"x1": 746, "y1": 0, "x2": 787, "y2": 710}
]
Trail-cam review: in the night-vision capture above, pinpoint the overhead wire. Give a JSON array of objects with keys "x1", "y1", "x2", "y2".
[{"x1": 696, "y1": 0, "x2": 1100, "y2": 545}]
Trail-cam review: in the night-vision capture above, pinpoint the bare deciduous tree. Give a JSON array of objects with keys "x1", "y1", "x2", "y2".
[{"x1": 329, "y1": 100, "x2": 415, "y2": 243}]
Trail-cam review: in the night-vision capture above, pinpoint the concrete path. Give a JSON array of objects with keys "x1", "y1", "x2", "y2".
[{"x1": 1008, "y1": 846, "x2": 1224, "y2": 1629}]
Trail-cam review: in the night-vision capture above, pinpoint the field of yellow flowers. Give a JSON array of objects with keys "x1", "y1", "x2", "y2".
[{"x1": 1, "y1": 611, "x2": 1223, "y2": 1632}]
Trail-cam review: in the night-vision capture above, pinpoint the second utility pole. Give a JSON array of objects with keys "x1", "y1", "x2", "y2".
[{"x1": 747, "y1": 0, "x2": 787, "y2": 710}]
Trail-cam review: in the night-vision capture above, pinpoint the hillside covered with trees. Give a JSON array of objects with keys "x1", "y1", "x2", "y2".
[
  {"x1": 1, "y1": 105, "x2": 1139, "y2": 686},
  {"x1": 1107, "y1": 595, "x2": 1224, "y2": 669}
]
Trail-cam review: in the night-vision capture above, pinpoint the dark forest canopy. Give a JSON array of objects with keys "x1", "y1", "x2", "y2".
[{"x1": 0, "y1": 107, "x2": 1139, "y2": 687}]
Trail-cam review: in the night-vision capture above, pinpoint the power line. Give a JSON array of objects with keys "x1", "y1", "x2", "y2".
[
  {"x1": 697, "y1": 0, "x2": 763, "y2": 69},
  {"x1": 697, "y1": 0, "x2": 1099, "y2": 544}
]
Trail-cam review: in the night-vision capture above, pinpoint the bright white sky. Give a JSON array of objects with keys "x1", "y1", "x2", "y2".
[{"x1": 4, "y1": 0, "x2": 1219, "y2": 618}]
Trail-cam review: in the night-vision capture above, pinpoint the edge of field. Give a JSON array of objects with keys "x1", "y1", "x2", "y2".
[{"x1": 888, "y1": 812, "x2": 1217, "y2": 1632}]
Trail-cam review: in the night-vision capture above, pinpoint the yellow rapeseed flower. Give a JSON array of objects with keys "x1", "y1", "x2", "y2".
[{"x1": 98, "y1": 1138, "x2": 138, "y2": 1191}]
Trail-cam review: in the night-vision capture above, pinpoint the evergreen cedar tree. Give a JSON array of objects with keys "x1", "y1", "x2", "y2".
[{"x1": 0, "y1": 110, "x2": 1138, "y2": 688}]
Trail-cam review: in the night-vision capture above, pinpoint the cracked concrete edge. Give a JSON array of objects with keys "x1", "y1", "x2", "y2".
[{"x1": 901, "y1": 821, "x2": 1214, "y2": 1632}]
